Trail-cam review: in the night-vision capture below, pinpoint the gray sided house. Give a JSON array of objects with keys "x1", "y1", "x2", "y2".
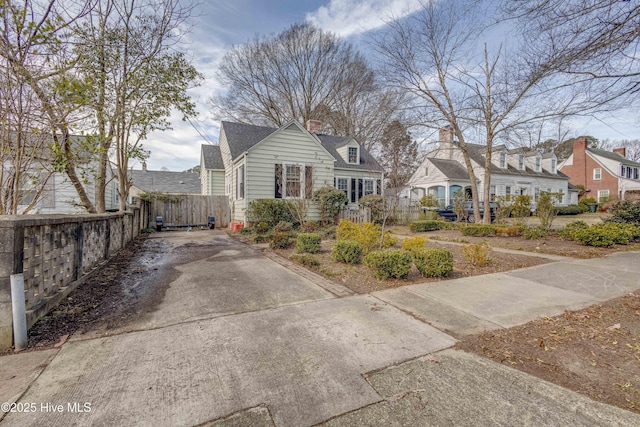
[
  {"x1": 203, "y1": 120, "x2": 384, "y2": 223},
  {"x1": 129, "y1": 167, "x2": 201, "y2": 204},
  {"x1": 200, "y1": 144, "x2": 225, "y2": 195},
  {"x1": 408, "y1": 127, "x2": 576, "y2": 207}
]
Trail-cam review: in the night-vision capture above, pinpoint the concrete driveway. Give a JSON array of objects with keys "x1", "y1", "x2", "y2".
[{"x1": 2, "y1": 230, "x2": 639, "y2": 426}]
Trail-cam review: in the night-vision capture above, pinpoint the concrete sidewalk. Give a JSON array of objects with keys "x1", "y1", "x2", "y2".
[{"x1": 2, "y1": 231, "x2": 640, "y2": 426}]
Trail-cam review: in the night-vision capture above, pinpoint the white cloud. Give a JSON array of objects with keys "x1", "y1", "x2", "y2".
[{"x1": 306, "y1": 0, "x2": 424, "y2": 37}]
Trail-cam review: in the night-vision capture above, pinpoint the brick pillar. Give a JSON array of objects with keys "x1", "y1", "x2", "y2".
[{"x1": 0, "y1": 220, "x2": 24, "y2": 349}]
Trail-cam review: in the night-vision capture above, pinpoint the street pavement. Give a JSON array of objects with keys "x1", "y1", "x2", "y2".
[{"x1": 2, "y1": 230, "x2": 640, "y2": 426}]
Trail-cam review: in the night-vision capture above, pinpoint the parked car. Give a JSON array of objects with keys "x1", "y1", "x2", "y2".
[{"x1": 437, "y1": 201, "x2": 498, "y2": 223}]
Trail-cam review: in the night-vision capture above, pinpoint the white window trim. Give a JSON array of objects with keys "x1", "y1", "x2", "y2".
[
  {"x1": 282, "y1": 162, "x2": 306, "y2": 199},
  {"x1": 551, "y1": 159, "x2": 557, "y2": 173},
  {"x1": 363, "y1": 178, "x2": 375, "y2": 196},
  {"x1": 236, "y1": 164, "x2": 245, "y2": 200},
  {"x1": 598, "y1": 189, "x2": 609, "y2": 202},
  {"x1": 225, "y1": 172, "x2": 231, "y2": 196},
  {"x1": 535, "y1": 156, "x2": 541, "y2": 172},
  {"x1": 347, "y1": 146, "x2": 359, "y2": 164},
  {"x1": 499, "y1": 153, "x2": 506, "y2": 169},
  {"x1": 593, "y1": 168, "x2": 602, "y2": 180},
  {"x1": 518, "y1": 154, "x2": 525, "y2": 170}
]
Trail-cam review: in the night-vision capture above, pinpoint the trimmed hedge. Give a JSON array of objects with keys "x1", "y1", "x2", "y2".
[
  {"x1": 289, "y1": 253, "x2": 320, "y2": 268},
  {"x1": 460, "y1": 224, "x2": 497, "y2": 237},
  {"x1": 269, "y1": 231, "x2": 295, "y2": 249},
  {"x1": 411, "y1": 220, "x2": 447, "y2": 232},
  {"x1": 557, "y1": 204, "x2": 588, "y2": 215},
  {"x1": 557, "y1": 220, "x2": 589, "y2": 240},
  {"x1": 574, "y1": 223, "x2": 638, "y2": 247},
  {"x1": 247, "y1": 199, "x2": 297, "y2": 226},
  {"x1": 522, "y1": 226, "x2": 549, "y2": 240},
  {"x1": 332, "y1": 240, "x2": 363, "y2": 264},
  {"x1": 364, "y1": 250, "x2": 413, "y2": 279},
  {"x1": 336, "y1": 220, "x2": 396, "y2": 254},
  {"x1": 412, "y1": 248, "x2": 453, "y2": 277},
  {"x1": 296, "y1": 233, "x2": 322, "y2": 253}
]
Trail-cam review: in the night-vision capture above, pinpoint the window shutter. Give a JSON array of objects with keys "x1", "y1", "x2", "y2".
[
  {"x1": 376, "y1": 179, "x2": 381, "y2": 195},
  {"x1": 275, "y1": 164, "x2": 282, "y2": 198},
  {"x1": 350, "y1": 179, "x2": 356, "y2": 203},
  {"x1": 358, "y1": 179, "x2": 363, "y2": 201},
  {"x1": 305, "y1": 166, "x2": 313, "y2": 199}
]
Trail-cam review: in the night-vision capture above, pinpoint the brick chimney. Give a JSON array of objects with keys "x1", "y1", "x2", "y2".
[
  {"x1": 613, "y1": 147, "x2": 627, "y2": 158},
  {"x1": 306, "y1": 120, "x2": 322, "y2": 133},
  {"x1": 573, "y1": 137, "x2": 587, "y2": 154}
]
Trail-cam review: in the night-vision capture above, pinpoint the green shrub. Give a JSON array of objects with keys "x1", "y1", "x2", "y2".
[
  {"x1": 332, "y1": 240, "x2": 363, "y2": 264},
  {"x1": 411, "y1": 220, "x2": 445, "y2": 232},
  {"x1": 247, "y1": 199, "x2": 297, "y2": 227},
  {"x1": 460, "y1": 224, "x2": 497, "y2": 237},
  {"x1": 274, "y1": 221, "x2": 293, "y2": 232},
  {"x1": 510, "y1": 195, "x2": 532, "y2": 226},
  {"x1": 359, "y1": 194, "x2": 386, "y2": 223},
  {"x1": 579, "y1": 197, "x2": 597, "y2": 208},
  {"x1": 461, "y1": 243, "x2": 491, "y2": 267},
  {"x1": 289, "y1": 253, "x2": 320, "y2": 268},
  {"x1": 401, "y1": 236, "x2": 428, "y2": 251},
  {"x1": 557, "y1": 204, "x2": 588, "y2": 215},
  {"x1": 255, "y1": 222, "x2": 270, "y2": 234},
  {"x1": 269, "y1": 231, "x2": 294, "y2": 249},
  {"x1": 321, "y1": 225, "x2": 337, "y2": 240},
  {"x1": 364, "y1": 250, "x2": 413, "y2": 279},
  {"x1": 239, "y1": 227, "x2": 254, "y2": 235},
  {"x1": 536, "y1": 191, "x2": 558, "y2": 229},
  {"x1": 574, "y1": 223, "x2": 637, "y2": 247},
  {"x1": 522, "y1": 225, "x2": 549, "y2": 240},
  {"x1": 412, "y1": 248, "x2": 453, "y2": 277},
  {"x1": 254, "y1": 231, "x2": 274, "y2": 243},
  {"x1": 606, "y1": 200, "x2": 640, "y2": 225},
  {"x1": 418, "y1": 210, "x2": 439, "y2": 221},
  {"x1": 296, "y1": 233, "x2": 322, "y2": 253},
  {"x1": 312, "y1": 186, "x2": 348, "y2": 224},
  {"x1": 557, "y1": 220, "x2": 589, "y2": 240}
]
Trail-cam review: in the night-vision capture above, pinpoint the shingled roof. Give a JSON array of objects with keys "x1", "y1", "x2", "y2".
[
  {"x1": 220, "y1": 121, "x2": 383, "y2": 172},
  {"x1": 588, "y1": 147, "x2": 640, "y2": 167},
  {"x1": 130, "y1": 170, "x2": 201, "y2": 194},
  {"x1": 430, "y1": 158, "x2": 471, "y2": 180},
  {"x1": 201, "y1": 144, "x2": 224, "y2": 170}
]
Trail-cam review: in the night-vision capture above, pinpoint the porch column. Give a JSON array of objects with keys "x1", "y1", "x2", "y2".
[{"x1": 445, "y1": 181, "x2": 450, "y2": 206}]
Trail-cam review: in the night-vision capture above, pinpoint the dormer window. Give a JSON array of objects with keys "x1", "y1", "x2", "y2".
[
  {"x1": 518, "y1": 154, "x2": 524, "y2": 170},
  {"x1": 499, "y1": 152, "x2": 506, "y2": 168},
  {"x1": 348, "y1": 147, "x2": 358, "y2": 163},
  {"x1": 551, "y1": 159, "x2": 557, "y2": 173},
  {"x1": 535, "y1": 155, "x2": 541, "y2": 172}
]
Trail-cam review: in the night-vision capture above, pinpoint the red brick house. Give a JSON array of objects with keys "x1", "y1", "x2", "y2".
[{"x1": 559, "y1": 137, "x2": 640, "y2": 202}]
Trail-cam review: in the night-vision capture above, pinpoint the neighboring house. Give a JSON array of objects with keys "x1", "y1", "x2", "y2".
[
  {"x1": 408, "y1": 127, "x2": 574, "y2": 207},
  {"x1": 206, "y1": 120, "x2": 384, "y2": 223},
  {"x1": 129, "y1": 165, "x2": 201, "y2": 204},
  {"x1": 559, "y1": 137, "x2": 640, "y2": 202},
  {"x1": 200, "y1": 144, "x2": 225, "y2": 195},
  {"x1": 14, "y1": 134, "x2": 119, "y2": 214}
]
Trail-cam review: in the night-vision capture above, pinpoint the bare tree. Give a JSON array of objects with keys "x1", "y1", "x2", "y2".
[
  {"x1": 375, "y1": 0, "x2": 636, "y2": 223},
  {"x1": 378, "y1": 120, "x2": 419, "y2": 191},
  {"x1": 211, "y1": 23, "x2": 400, "y2": 151}
]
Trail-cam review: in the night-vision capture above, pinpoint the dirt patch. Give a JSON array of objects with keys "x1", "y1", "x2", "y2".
[
  {"x1": 22, "y1": 235, "x2": 175, "y2": 352},
  {"x1": 272, "y1": 239, "x2": 550, "y2": 294},
  {"x1": 387, "y1": 226, "x2": 640, "y2": 259},
  {"x1": 456, "y1": 293, "x2": 640, "y2": 414}
]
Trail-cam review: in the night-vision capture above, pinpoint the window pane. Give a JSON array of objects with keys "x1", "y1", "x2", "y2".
[
  {"x1": 286, "y1": 165, "x2": 301, "y2": 197},
  {"x1": 348, "y1": 147, "x2": 357, "y2": 163}
]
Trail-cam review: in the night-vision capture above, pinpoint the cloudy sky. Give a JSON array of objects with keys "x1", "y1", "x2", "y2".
[{"x1": 142, "y1": 0, "x2": 640, "y2": 172}]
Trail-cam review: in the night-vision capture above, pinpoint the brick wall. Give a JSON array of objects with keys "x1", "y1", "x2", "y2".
[
  {"x1": 560, "y1": 138, "x2": 619, "y2": 200},
  {"x1": 0, "y1": 205, "x2": 149, "y2": 349}
]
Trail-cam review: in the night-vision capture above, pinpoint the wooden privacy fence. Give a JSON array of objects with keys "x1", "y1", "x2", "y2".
[
  {"x1": 149, "y1": 194, "x2": 230, "y2": 228},
  {"x1": 339, "y1": 205, "x2": 428, "y2": 225}
]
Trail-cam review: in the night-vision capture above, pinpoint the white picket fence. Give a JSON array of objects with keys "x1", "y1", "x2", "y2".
[{"x1": 339, "y1": 205, "x2": 429, "y2": 225}]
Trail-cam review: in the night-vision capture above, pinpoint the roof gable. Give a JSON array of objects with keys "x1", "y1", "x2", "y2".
[
  {"x1": 587, "y1": 147, "x2": 640, "y2": 168},
  {"x1": 130, "y1": 170, "x2": 201, "y2": 194},
  {"x1": 201, "y1": 144, "x2": 224, "y2": 170}
]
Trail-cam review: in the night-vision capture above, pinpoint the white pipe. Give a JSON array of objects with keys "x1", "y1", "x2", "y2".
[{"x1": 10, "y1": 274, "x2": 27, "y2": 351}]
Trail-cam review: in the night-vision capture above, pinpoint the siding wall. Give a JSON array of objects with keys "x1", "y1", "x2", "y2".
[
  {"x1": 208, "y1": 170, "x2": 225, "y2": 195},
  {"x1": 237, "y1": 126, "x2": 335, "y2": 222}
]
